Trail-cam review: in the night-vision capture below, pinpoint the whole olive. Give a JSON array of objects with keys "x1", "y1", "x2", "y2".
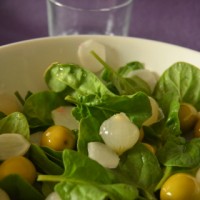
[
  {"x1": 160, "y1": 173, "x2": 200, "y2": 200},
  {"x1": 40, "y1": 125, "x2": 76, "y2": 151},
  {"x1": 178, "y1": 103, "x2": 198, "y2": 133}
]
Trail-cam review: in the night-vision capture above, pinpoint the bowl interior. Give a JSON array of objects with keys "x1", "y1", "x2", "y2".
[{"x1": 1, "y1": 35, "x2": 200, "y2": 97}]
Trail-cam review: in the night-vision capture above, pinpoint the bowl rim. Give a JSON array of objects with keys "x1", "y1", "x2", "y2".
[{"x1": 1, "y1": 35, "x2": 200, "y2": 56}]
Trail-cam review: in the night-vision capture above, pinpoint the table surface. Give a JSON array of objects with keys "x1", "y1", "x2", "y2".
[{"x1": 0, "y1": 0, "x2": 200, "y2": 51}]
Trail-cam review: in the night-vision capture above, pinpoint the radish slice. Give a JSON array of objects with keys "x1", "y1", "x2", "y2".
[
  {"x1": 45, "y1": 192, "x2": 61, "y2": 200},
  {"x1": 125, "y1": 69, "x2": 159, "y2": 93},
  {"x1": 88, "y1": 142, "x2": 120, "y2": 169},
  {"x1": 143, "y1": 97, "x2": 161, "y2": 126},
  {"x1": 99, "y1": 113, "x2": 140, "y2": 155},
  {"x1": 30, "y1": 131, "x2": 43, "y2": 145},
  {"x1": 0, "y1": 133, "x2": 30, "y2": 160},
  {"x1": 78, "y1": 39, "x2": 106, "y2": 73},
  {"x1": 51, "y1": 106, "x2": 79, "y2": 130},
  {"x1": 0, "y1": 188, "x2": 10, "y2": 200}
]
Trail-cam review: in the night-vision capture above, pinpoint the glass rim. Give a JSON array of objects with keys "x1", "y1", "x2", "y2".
[{"x1": 47, "y1": 0, "x2": 133, "y2": 12}]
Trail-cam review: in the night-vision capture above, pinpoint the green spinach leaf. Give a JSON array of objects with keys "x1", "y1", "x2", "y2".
[
  {"x1": 0, "y1": 174, "x2": 44, "y2": 200},
  {"x1": 157, "y1": 136, "x2": 200, "y2": 168},
  {"x1": 29, "y1": 144, "x2": 64, "y2": 175},
  {"x1": 23, "y1": 91, "x2": 66, "y2": 128},
  {"x1": 45, "y1": 63, "x2": 114, "y2": 97},
  {"x1": 0, "y1": 112, "x2": 30, "y2": 139},
  {"x1": 117, "y1": 143, "x2": 162, "y2": 192},
  {"x1": 55, "y1": 181, "x2": 139, "y2": 200},
  {"x1": 117, "y1": 61, "x2": 145, "y2": 76},
  {"x1": 154, "y1": 62, "x2": 200, "y2": 114}
]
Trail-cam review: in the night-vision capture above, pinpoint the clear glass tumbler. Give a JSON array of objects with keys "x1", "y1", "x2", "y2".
[{"x1": 47, "y1": 0, "x2": 133, "y2": 36}]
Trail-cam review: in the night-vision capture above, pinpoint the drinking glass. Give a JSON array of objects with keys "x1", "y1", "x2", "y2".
[{"x1": 47, "y1": 0, "x2": 133, "y2": 36}]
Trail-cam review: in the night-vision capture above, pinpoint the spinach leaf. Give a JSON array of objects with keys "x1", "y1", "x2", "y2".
[
  {"x1": 0, "y1": 112, "x2": 30, "y2": 139},
  {"x1": 38, "y1": 149, "x2": 114, "y2": 185},
  {"x1": 157, "y1": 136, "x2": 200, "y2": 168},
  {"x1": 55, "y1": 181, "x2": 139, "y2": 200},
  {"x1": 28, "y1": 144, "x2": 64, "y2": 175},
  {"x1": 78, "y1": 114, "x2": 104, "y2": 154},
  {"x1": 117, "y1": 61, "x2": 145, "y2": 76},
  {"x1": 152, "y1": 63, "x2": 200, "y2": 139},
  {"x1": 61, "y1": 149, "x2": 113, "y2": 184},
  {"x1": 148, "y1": 100, "x2": 181, "y2": 143},
  {"x1": 72, "y1": 92, "x2": 152, "y2": 128},
  {"x1": 45, "y1": 63, "x2": 114, "y2": 97},
  {"x1": 41, "y1": 146, "x2": 64, "y2": 168},
  {"x1": 92, "y1": 52, "x2": 150, "y2": 95},
  {"x1": 23, "y1": 91, "x2": 66, "y2": 128},
  {"x1": 116, "y1": 143, "x2": 162, "y2": 192},
  {"x1": 154, "y1": 62, "x2": 200, "y2": 114},
  {"x1": 75, "y1": 92, "x2": 152, "y2": 154},
  {"x1": 0, "y1": 174, "x2": 44, "y2": 200}
]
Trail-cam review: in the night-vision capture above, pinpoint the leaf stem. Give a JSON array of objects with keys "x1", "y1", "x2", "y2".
[
  {"x1": 154, "y1": 166, "x2": 173, "y2": 191},
  {"x1": 37, "y1": 175, "x2": 64, "y2": 182},
  {"x1": 91, "y1": 51, "x2": 113, "y2": 71}
]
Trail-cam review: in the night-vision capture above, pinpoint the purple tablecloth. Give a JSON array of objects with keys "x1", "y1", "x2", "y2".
[{"x1": 0, "y1": 0, "x2": 200, "y2": 51}]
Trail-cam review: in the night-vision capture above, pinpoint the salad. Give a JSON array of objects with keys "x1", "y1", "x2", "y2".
[{"x1": 1, "y1": 39, "x2": 200, "y2": 200}]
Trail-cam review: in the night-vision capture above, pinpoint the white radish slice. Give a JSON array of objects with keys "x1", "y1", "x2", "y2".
[
  {"x1": 51, "y1": 106, "x2": 79, "y2": 130},
  {"x1": 0, "y1": 133, "x2": 30, "y2": 161},
  {"x1": 30, "y1": 131, "x2": 43, "y2": 145},
  {"x1": 77, "y1": 39, "x2": 106, "y2": 73},
  {"x1": 99, "y1": 113, "x2": 140, "y2": 155},
  {"x1": 0, "y1": 188, "x2": 10, "y2": 200},
  {"x1": 125, "y1": 69, "x2": 159, "y2": 93},
  {"x1": 0, "y1": 92, "x2": 21, "y2": 115},
  {"x1": 143, "y1": 97, "x2": 160, "y2": 126},
  {"x1": 45, "y1": 192, "x2": 61, "y2": 200},
  {"x1": 88, "y1": 142, "x2": 120, "y2": 169}
]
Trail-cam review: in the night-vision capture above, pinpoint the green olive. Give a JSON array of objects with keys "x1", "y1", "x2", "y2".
[
  {"x1": 160, "y1": 173, "x2": 200, "y2": 200},
  {"x1": 194, "y1": 119, "x2": 200, "y2": 138},
  {"x1": 0, "y1": 156, "x2": 37, "y2": 184},
  {"x1": 178, "y1": 103, "x2": 198, "y2": 132},
  {"x1": 40, "y1": 125, "x2": 76, "y2": 151}
]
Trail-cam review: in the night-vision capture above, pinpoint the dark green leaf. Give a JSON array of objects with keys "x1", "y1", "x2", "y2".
[
  {"x1": 23, "y1": 91, "x2": 66, "y2": 128},
  {"x1": 117, "y1": 143, "x2": 162, "y2": 191},
  {"x1": 0, "y1": 174, "x2": 44, "y2": 200},
  {"x1": 29, "y1": 144, "x2": 64, "y2": 175},
  {"x1": 62, "y1": 149, "x2": 113, "y2": 184},
  {"x1": 157, "y1": 136, "x2": 200, "y2": 168}
]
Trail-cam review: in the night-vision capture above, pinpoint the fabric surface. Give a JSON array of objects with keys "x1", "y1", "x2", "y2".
[{"x1": 0, "y1": 0, "x2": 200, "y2": 51}]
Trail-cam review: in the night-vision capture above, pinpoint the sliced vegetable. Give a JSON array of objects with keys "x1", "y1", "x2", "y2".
[
  {"x1": 143, "y1": 96, "x2": 162, "y2": 126},
  {"x1": 51, "y1": 106, "x2": 79, "y2": 130},
  {"x1": 124, "y1": 68, "x2": 159, "y2": 93},
  {"x1": 45, "y1": 192, "x2": 61, "y2": 200},
  {"x1": 99, "y1": 112, "x2": 140, "y2": 155},
  {"x1": 88, "y1": 142, "x2": 120, "y2": 169},
  {"x1": 0, "y1": 188, "x2": 10, "y2": 200},
  {"x1": 78, "y1": 39, "x2": 106, "y2": 73},
  {"x1": 0, "y1": 133, "x2": 30, "y2": 161}
]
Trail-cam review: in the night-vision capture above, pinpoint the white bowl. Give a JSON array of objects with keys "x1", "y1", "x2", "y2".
[{"x1": 0, "y1": 35, "x2": 200, "y2": 97}]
